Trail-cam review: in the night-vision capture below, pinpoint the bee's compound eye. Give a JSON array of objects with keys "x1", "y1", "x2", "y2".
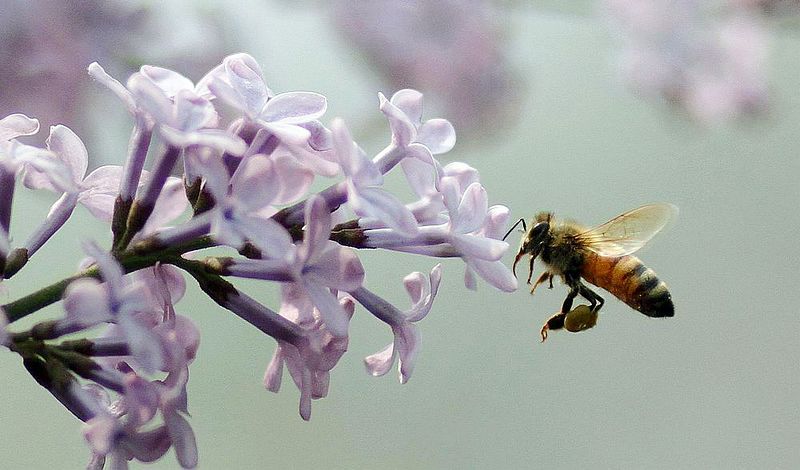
[
  {"x1": 529, "y1": 222, "x2": 549, "y2": 241},
  {"x1": 564, "y1": 305, "x2": 597, "y2": 333}
]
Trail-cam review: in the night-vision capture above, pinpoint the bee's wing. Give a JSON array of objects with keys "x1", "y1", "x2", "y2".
[{"x1": 574, "y1": 203, "x2": 678, "y2": 257}]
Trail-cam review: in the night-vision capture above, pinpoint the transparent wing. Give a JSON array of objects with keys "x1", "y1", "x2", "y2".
[{"x1": 574, "y1": 203, "x2": 678, "y2": 257}]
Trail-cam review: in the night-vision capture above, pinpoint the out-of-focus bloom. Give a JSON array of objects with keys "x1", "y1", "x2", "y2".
[
  {"x1": 330, "y1": 0, "x2": 518, "y2": 132},
  {"x1": 605, "y1": 0, "x2": 770, "y2": 123},
  {"x1": 359, "y1": 264, "x2": 442, "y2": 384},
  {"x1": 0, "y1": 1, "x2": 225, "y2": 132}
]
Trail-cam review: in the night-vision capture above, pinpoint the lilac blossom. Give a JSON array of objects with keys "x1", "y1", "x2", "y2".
[
  {"x1": 264, "y1": 286, "x2": 355, "y2": 420},
  {"x1": 20, "y1": 125, "x2": 122, "y2": 257},
  {"x1": 226, "y1": 195, "x2": 364, "y2": 336},
  {"x1": 1, "y1": 52, "x2": 519, "y2": 468},
  {"x1": 359, "y1": 264, "x2": 442, "y2": 384},
  {"x1": 197, "y1": 151, "x2": 304, "y2": 256},
  {"x1": 331, "y1": 118, "x2": 419, "y2": 237},
  {"x1": 64, "y1": 241, "x2": 166, "y2": 372},
  {"x1": 197, "y1": 53, "x2": 327, "y2": 148}
]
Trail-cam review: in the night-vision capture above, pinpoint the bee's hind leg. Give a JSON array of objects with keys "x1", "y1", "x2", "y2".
[
  {"x1": 540, "y1": 285, "x2": 580, "y2": 342},
  {"x1": 578, "y1": 282, "x2": 605, "y2": 313}
]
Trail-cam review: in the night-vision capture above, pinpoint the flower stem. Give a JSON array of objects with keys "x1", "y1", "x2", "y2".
[{"x1": 1, "y1": 237, "x2": 213, "y2": 324}]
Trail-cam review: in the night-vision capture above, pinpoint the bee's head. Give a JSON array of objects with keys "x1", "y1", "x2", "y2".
[{"x1": 512, "y1": 212, "x2": 552, "y2": 277}]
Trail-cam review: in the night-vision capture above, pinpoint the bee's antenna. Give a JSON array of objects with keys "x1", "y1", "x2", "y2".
[{"x1": 502, "y1": 218, "x2": 526, "y2": 241}]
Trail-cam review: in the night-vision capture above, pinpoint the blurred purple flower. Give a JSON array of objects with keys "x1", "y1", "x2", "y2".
[
  {"x1": 331, "y1": 0, "x2": 518, "y2": 131},
  {"x1": 1, "y1": 2, "x2": 225, "y2": 132},
  {"x1": 605, "y1": 0, "x2": 770, "y2": 123}
]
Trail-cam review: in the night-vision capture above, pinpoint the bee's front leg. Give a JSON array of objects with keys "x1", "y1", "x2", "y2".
[
  {"x1": 529, "y1": 272, "x2": 553, "y2": 295},
  {"x1": 526, "y1": 256, "x2": 535, "y2": 284}
]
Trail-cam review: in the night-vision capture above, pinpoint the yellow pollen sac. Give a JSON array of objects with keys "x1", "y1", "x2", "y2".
[{"x1": 564, "y1": 304, "x2": 598, "y2": 333}]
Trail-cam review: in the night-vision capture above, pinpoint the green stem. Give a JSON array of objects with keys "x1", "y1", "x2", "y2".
[{"x1": 1, "y1": 237, "x2": 213, "y2": 324}]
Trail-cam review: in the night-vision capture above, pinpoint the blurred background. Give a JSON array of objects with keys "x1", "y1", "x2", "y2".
[{"x1": 1, "y1": 0, "x2": 799, "y2": 468}]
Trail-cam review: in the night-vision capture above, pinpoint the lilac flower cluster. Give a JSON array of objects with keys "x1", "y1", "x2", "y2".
[
  {"x1": 0, "y1": 53, "x2": 516, "y2": 469},
  {"x1": 604, "y1": 0, "x2": 770, "y2": 124}
]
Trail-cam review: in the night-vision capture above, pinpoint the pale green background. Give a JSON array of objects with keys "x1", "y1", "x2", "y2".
[{"x1": 1, "y1": 2, "x2": 799, "y2": 469}]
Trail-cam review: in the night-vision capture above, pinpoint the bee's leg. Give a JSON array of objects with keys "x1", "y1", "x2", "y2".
[
  {"x1": 526, "y1": 257, "x2": 535, "y2": 284},
  {"x1": 578, "y1": 282, "x2": 605, "y2": 313},
  {"x1": 539, "y1": 311, "x2": 567, "y2": 343},
  {"x1": 529, "y1": 272, "x2": 552, "y2": 295},
  {"x1": 560, "y1": 284, "x2": 580, "y2": 313},
  {"x1": 541, "y1": 284, "x2": 580, "y2": 342}
]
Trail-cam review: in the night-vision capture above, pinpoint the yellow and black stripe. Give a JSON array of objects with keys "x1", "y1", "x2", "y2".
[{"x1": 581, "y1": 253, "x2": 674, "y2": 318}]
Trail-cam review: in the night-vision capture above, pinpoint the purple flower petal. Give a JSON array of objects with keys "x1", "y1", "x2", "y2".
[
  {"x1": 451, "y1": 234, "x2": 507, "y2": 261},
  {"x1": 163, "y1": 409, "x2": 198, "y2": 469},
  {"x1": 394, "y1": 323, "x2": 420, "y2": 384},
  {"x1": 118, "y1": 314, "x2": 165, "y2": 373},
  {"x1": 416, "y1": 118, "x2": 456, "y2": 154},
  {"x1": 263, "y1": 348, "x2": 285, "y2": 392},
  {"x1": 63, "y1": 278, "x2": 113, "y2": 327},
  {"x1": 452, "y1": 182, "x2": 488, "y2": 234},
  {"x1": 158, "y1": 127, "x2": 247, "y2": 156},
  {"x1": 350, "y1": 186, "x2": 418, "y2": 237},
  {"x1": 390, "y1": 89, "x2": 424, "y2": 125},
  {"x1": 127, "y1": 73, "x2": 174, "y2": 126},
  {"x1": 299, "y1": 195, "x2": 332, "y2": 264},
  {"x1": 267, "y1": 152, "x2": 314, "y2": 205},
  {"x1": 378, "y1": 93, "x2": 415, "y2": 147},
  {"x1": 302, "y1": 281, "x2": 349, "y2": 338},
  {"x1": 174, "y1": 89, "x2": 218, "y2": 131},
  {"x1": 261, "y1": 92, "x2": 327, "y2": 124},
  {"x1": 364, "y1": 343, "x2": 395, "y2": 377},
  {"x1": 225, "y1": 54, "x2": 270, "y2": 115},
  {"x1": 87, "y1": 63, "x2": 137, "y2": 115},
  {"x1": 139, "y1": 65, "x2": 195, "y2": 99},
  {"x1": 306, "y1": 245, "x2": 365, "y2": 292},
  {"x1": 259, "y1": 122, "x2": 312, "y2": 146},
  {"x1": 0, "y1": 113, "x2": 40, "y2": 141},
  {"x1": 469, "y1": 258, "x2": 518, "y2": 292}
]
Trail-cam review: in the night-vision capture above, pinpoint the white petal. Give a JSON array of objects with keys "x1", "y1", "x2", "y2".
[{"x1": 363, "y1": 343, "x2": 395, "y2": 377}]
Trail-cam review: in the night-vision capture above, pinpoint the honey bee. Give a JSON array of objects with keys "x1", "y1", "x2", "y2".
[{"x1": 508, "y1": 203, "x2": 677, "y2": 342}]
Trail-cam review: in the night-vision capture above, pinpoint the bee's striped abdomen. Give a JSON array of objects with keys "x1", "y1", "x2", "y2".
[{"x1": 581, "y1": 253, "x2": 674, "y2": 318}]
